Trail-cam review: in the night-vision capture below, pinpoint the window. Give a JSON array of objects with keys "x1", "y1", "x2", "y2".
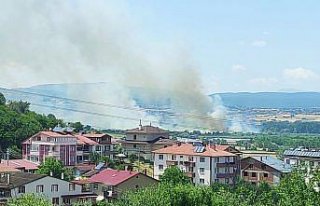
[
  {"x1": 52, "y1": 197, "x2": 59, "y2": 205},
  {"x1": 243, "y1": 171, "x2": 248, "y2": 176},
  {"x1": 225, "y1": 167, "x2": 230, "y2": 173},
  {"x1": 36, "y1": 185, "x2": 44, "y2": 193},
  {"x1": 135, "y1": 185, "x2": 139, "y2": 189},
  {"x1": 180, "y1": 155, "x2": 183, "y2": 159},
  {"x1": 263, "y1": 173, "x2": 269, "y2": 178},
  {"x1": 133, "y1": 144, "x2": 137, "y2": 149},
  {"x1": 159, "y1": 155, "x2": 163, "y2": 160},
  {"x1": 200, "y1": 178, "x2": 205, "y2": 184},
  {"x1": 172, "y1": 155, "x2": 176, "y2": 160},
  {"x1": 261, "y1": 164, "x2": 266, "y2": 170},
  {"x1": 216, "y1": 157, "x2": 220, "y2": 163},
  {"x1": 70, "y1": 146, "x2": 75, "y2": 152},
  {"x1": 69, "y1": 183, "x2": 75, "y2": 191},
  {"x1": 96, "y1": 146, "x2": 101, "y2": 151},
  {"x1": 225, "y1": 178, "x2": 230, "y2": 184},
  {"x1": 94, "y1": 183, "x2": 99, "y2": 190},
  {"x1": 200, "y1": 157, "x2": 205, "y2": 162},
  {"x1": 133, "y1": 135, "x2": 137, "y2": 140},
  {"x1": 199, "y1": 168, "x2": 205, "y2": 174},
  {"x1": 249, "y1": 164, "x2": 253, "y2": 169},
  {"x1": 159, "y1": 165, "x2": 164, "y2": 171},
  {"x1": 215, "y1": 179, "x2": 219, "y2": 183},
  {"x1": 18, "y1": 186, "x2": 25, "y2": 194},
  {"x1": 251, "y1": 172, "x2": 257, "y2": 177},
  {"x1": 63, "y1": 198, "x2": 70, "y2": 205},
  {"x1": 51, "y1": 184, "x2": 58, "y2": 192}
]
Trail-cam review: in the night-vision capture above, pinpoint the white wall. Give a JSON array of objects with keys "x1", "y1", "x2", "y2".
[{"x1": 11, "y1": 176, "x2": 83, "y2": 205}]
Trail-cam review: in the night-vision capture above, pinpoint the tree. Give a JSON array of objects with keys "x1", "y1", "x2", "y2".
[
  {"x1": 0, "y1": 92, "x2": 6, "y2": 105},
  {"x1": 160, "y1": 166, "x2": 190, "y2": 185},
  {"x1": 7, "y1": 100, "x2": 30, "y2": 114},
  {"x1": 7, "y1": 193, "x2": 51, "y2": 206},
  {"x1": 71, "y1": 121, "x2": 84, "y2": 132},
  {"x1": 37, "y1": 157, "x2": 73, "y2": 181}
]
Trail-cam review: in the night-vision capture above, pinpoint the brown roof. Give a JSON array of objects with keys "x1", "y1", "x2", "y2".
[
  {"x1": 83, "y1": 133, "x2": 111, "y2": 138},
  {"x1": 126, "y1": 125, "x2": 168, "y2": 134},
  {"x1": 75, "y1": 135, "x2": 98, "y2": 145},
  {"x1": 153, "y1": 143, "x2": 236, "y2": 157},
  {"x1": 0, "y1": 166, "x2": 20, "y2": 172},
  {"x1": 0, "y1": 159, "x2": 39, "y2": 170},
  {"x1": 23, "y1": 131, "x2": 75, "y2": 144},
  {"x1": 0, "y1": 172, "x2": 46, "y2": 189}
]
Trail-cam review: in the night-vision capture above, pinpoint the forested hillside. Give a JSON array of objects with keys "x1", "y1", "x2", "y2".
[{"x1": 0, "y1": 92, "x2": 84, "y2": 153}]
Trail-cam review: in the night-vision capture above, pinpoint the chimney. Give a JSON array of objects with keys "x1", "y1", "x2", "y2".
[
  {"x1": 139, "y1": 120, "x2": 142, "y2": 130},
  {"x1": 61, "y1": 173, "x2": 64, "y2": 180}
]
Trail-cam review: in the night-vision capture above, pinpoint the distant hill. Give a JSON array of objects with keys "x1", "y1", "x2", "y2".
[{"x1": 213, "y1": 92, "x2": 320, "y2": 109}]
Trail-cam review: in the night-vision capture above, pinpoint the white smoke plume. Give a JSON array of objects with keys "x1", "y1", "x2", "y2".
[{"x1": 0, "y1": 0, "x2": 226, "y2": 130}]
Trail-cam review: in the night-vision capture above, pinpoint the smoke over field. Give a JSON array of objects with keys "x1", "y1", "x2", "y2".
[{"x1": 0, "y1": 0, "x2": 226, "y2": 131}]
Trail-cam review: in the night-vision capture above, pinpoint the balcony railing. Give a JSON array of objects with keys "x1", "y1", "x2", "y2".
[
  {"x1": 216, "y1": 173, "x2": 236, "y2": 178},
  {"x1": 166, "y1": 160, "x2": 178, "y2": 166}
]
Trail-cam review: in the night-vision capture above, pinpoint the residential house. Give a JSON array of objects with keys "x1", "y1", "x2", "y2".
[
  {"x1": 153, "y1": 143, "x2": 240, "y2": 185},
  {"x1": 0, "y1": 159, "x2": 39, "y2": 173},
  {"x1": 283, "y1": 148, "x2": 320, "y2": 168},
  {"x1": 86, "y1": 169, "x2": 158, "y2": 200},
  {"x1": 241, "y1": 156, "x2": 292, "y2": 186},
  {"x1": 22, "y1": 126, "x2": 116, "y2": 166},
  {"x1": 0, "y1": 172, "x2": 96, "y2": 205},
  {"x1": 119, "y1": 121, "x2": 175, "y2": 160}
]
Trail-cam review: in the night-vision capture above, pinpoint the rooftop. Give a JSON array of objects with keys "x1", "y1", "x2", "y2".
[
  {"x1": 126, "y1": 125, "x2": 168, "y2": 134},
  {"x1": 283, "y1": 148, "x2": 320, "y2": 158},
  {"x1": 153, "y1": 143, "x2": 236, "y2": 157},
  {"x1": 75, "y1": 135, "x2": 98, "y2": 145},
  {"x1": 0, "y1": 159, "x2": 39, "y2": 170},
  {"x1": 252, "y1": 156, "x2": 292, "y2": 173},
  {"x1": 0, "y1": 172, "x2": 46, "y2": 189},
  {"x1": 88, "y1": 169, "x2": 139, "y2": 186}
]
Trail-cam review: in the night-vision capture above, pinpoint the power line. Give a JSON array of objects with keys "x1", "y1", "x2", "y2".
[{"x1": 0, "y1": 87, "x2": 227, "y2": 121}]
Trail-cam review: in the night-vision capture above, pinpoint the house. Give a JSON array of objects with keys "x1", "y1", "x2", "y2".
[
  {"x1": 22, "y1": 126, "x2": 116, "y2": 166},
  {"x1": 87, "y1": 169, "x2": 158, "y2": 199},
  {"x1": 283, "y1": 148, "x2": 320, "y2": 168},
  {"x1": 0, "y1": 172, "x2": 96, "y2": 205},
  {"x1": 241, "y1": 156, "x2": 292, "y2": 186},
  {"x1": 118, "y1": 121, "x2": 175, "y2": 160},
  {"x1": 0, "y1": 159, "x2": 39, "y2": 173},
  {"x1": 153, "y1": 143, "x2": 240, "y2": 185}
]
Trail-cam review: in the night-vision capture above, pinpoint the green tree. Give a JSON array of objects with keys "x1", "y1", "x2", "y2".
[
  {"x1": 37, "y1": 157, "x2": 74, "y2": 181},
  {"x1": 7, "y1": 193, "x2": 51, "y2": 206},
  {"x1": 7, "y1": 100, "x2": 30, "y2": 114},
  {"x1": 71, "y1": 121, "x2": 84, "y2": 132},
  {"x1": 160, "y1": 166, "x2": 190, "y2": 185},
  {"x1": 0, "y1": 92, "x2": 6, "y2": 105}
]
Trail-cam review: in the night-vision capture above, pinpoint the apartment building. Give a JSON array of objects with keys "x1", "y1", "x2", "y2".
[
  {"x1": 241, "y1": 156, "x2": 292, "y2": 186},
  {"x1": 283, "y1": 148, "x2": 320, "y2": 168},
  {"x1": 0, "y1": 172, "x2": 96, "y2": 205},
  {"x1": 22, "y1": 126, "x2": 115, "y2": 166},
  {"x1": 153, "y1": 143, "x2": 240, "y2": 185},
  {"x1": 119, "y1": 121, "x2": 175, "y2": 160}
]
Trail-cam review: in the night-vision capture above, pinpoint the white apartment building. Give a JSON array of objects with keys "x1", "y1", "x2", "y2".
[
  {"x1": 153, "y1": 143, "x2": 240, "y2": 185},
  {"x1": 0, "y1": 172, "x2": 96, "y2": 205}
]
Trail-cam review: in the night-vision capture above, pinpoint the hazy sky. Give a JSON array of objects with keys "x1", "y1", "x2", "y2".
[{"x1": 1, "y1": 0, "x2": 320, "y2": 93}]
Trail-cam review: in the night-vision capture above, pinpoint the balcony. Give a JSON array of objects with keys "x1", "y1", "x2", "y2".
[
  {"x1": 216, "y1": 173, "x2": 236, "y2": 178},
  {"x1": 166, "y1": 160, "x2": 178, "y2": 166},
  {"x1": 216, "y1": 162, "x2": 237, "y2": 167}
]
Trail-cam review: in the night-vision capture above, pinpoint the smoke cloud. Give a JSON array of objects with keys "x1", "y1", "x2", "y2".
[{"x1": 0, "y1": 0, "x2": 226, "y2": 131}]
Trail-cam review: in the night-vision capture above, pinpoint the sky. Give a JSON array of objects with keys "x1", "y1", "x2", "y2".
[{"x1": 1, "y1": 0, "x2": 320, "y2": 93}]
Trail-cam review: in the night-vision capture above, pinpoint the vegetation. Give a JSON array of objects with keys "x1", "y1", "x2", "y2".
[
  {"x1": 37, "y1": 157, "x2": 74, "y2": 181},
  {"x1": 7, "y1": 193, "x2": 51, "y2": 206},
  {"x1": 262, "y1": 121, "x2": 320, "y2": 134},
  {"x1": 106, "y1": 170, "x2": 320, "y2": 206},
  {"x1": 160, "y1": 166, "x2": 191, "y2": 185}
]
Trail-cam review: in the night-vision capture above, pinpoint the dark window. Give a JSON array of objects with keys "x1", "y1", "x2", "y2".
[
  {"x1": 261, "y1": 164, "x2": 266, "y2": 170},
  {"x1": 159, "y1": 165, "x2": 164, "y2": 170},
  {"x1": 264, "y1": 173, "x2": 268, "y2": 178},
  {"x1": 133, "y1": 144, "x2": 137, "y2": 148},
  {"x1": 200, "y1": 179, "x2": 205, "y2": 184},
  {"x1": 133, "y1": 135, "x2": 137, "y2": 140},
  {"x1": 159, "y1": 155, "x2": 163, "y2": 160},
  {"x1": 94, "y1": 183, "x2": 99, "y2": 190},
  {"x1": 249, "y1": 164, "x2": 253, "y2": 169},
  {"x1": 243, "y1": 171, "x2": 248, "y2": 176},
  {"x1": 36, "y1": 185, "x2": 44, "y2": 193},
  {"x1": 51, "y1": 184, "x2": 58, "y2": 192},
  {"x1": 200, "y1": 157, "x2": 205, "y2": 162},
  {"x1": 52, "y1": 197, "x2": 59, "y2": 205},
  {"x1": 135, "y1": 185, "x2": 139, "y2": 189},
  {"x1": 18, "y1": 186, "x2": 25, "y2": 194},
  {"x1": 69, "y1": 183, "x2": 75, "y2": 191},
  {"x1": 251, "y1": 172, "x2": 257, "y2": 177}
]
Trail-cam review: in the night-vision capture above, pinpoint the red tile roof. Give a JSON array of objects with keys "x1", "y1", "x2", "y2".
[
  {"x1": 0, "y1": 166, "x2": 20, "y2": 172},
  {"x1": 75, "y1": 135, "x2": 98, "y2": 145},
  {"x1": 88, "y1": 169, "x2": 139, "y2": 186},
  {"x1": 23, "y1": 131, "x2": 75, "y2": 144},
  {"x1": 0, "y1": 159, "x2": 39, "y2": 170},
  {"x1": 153, "y1": 143, "x2": 236, "y2": 157}
]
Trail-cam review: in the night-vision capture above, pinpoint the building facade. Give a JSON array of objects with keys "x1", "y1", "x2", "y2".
[
  {"x1": 119, "y1": 122, "x2": 175, "y2": 160},
  {"x1": 153, "y1": 143, "x2": 240, "y2": 185},
  {"x1": 283, "y1": 148, "x2": 320, "y2": 168},
  {"x1": 241, "y1": 156, "x2": 292, "y2": 186},
  {"x1": 0, "y1": 172, "x2": 96, "y2": 205}
]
